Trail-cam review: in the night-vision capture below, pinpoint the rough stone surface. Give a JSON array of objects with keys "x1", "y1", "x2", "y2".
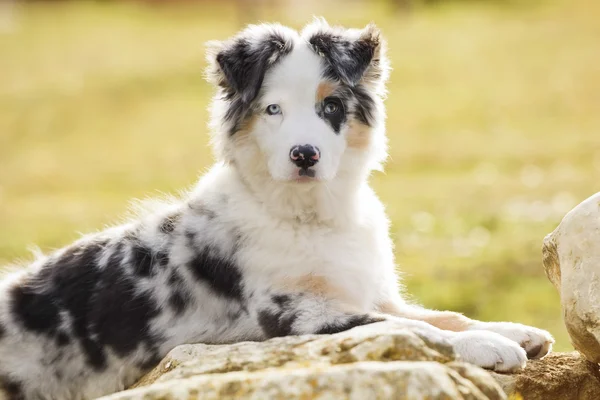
[
  {"x1": 100, "y1": 321, "x2": 506, "y2": 400},
  {"x1": 103, "y1": 362, "x2": 503, "y2": 400},
  {"x1": 491, "y1": 352, "x2": 600, "y2": 400},
  {"x1": 542, "y1": 191, "x2": 600, "y2": 363},
  {"x1": 97, "y1": 320, "x2": 600, "y2": 400}
]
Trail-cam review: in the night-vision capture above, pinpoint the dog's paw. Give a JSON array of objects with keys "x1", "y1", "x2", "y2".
[
  {"x1": 449, "y1": 330, "x2": 527, "y2": 372},
  {"x1": 469, "y1": 321, "x2": 554, "y2": 359}
]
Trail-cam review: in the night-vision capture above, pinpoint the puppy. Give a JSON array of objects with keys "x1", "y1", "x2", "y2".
[{"x1": 0, "y1": 19, "x2": 553, "y2": 400}]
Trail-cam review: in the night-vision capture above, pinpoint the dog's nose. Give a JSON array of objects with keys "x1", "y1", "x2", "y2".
[{"x1": 289, "y1": 145, "x2": 320, "y2": 169}]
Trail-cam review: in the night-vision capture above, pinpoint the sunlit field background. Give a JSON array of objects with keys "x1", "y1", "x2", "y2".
[{"x1": 1, "y1": 0, "x2": 599, "y2": 352}]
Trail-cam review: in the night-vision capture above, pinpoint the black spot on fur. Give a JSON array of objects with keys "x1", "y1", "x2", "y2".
[
  {"x1": 227, "y1": 310, "x2": 240, "y2": 321},
  {"x1": 40, "y1": 241, "x2": 110, "y2": 370},
  {"x1": 187, "y1": 248, "x2": 243, "y2": 300},
  {"x1": 0, "y1": 323, "x2": 4, "y2": 339},
  {"x1": 131, "y1": 244, "x2": 154, "y2": 277},
  {"x1": 168, "y1": 270, "x2": 183, "y2": 286},
  {"x1": 90, "y1": 247, "x2": 161, "y2": 359},
  {"x1": 271, "y1": 294, "x2": 291, "y2": 308},
  {"x1": 159, "y1": 212, "x2": 181, "y2": 234},
  {"x1": 23, "y1": 238, "x2": 161, "y2": 371},
  {"x1": 258, "y1": 294, "x2": 299, "y2": 337},
  {"x1": 0, "y1": 377, "x2": 24, "y2": 400},
  {"x1": 315, "y1": 314, "x2": 383, "y2": 335},
  {"x1": 10, "y1": 283, "x2": 60, "y2": 335},
  {"x1": 168, "y1": 290, "x2": 188, "y2": 316},
  {"x1": 258, "y1": 309, "x2": 298, "y2": 338},
  {"x1": 308, "y1": 30, "x2": 379, "y2": 86},
  {"x1": 214, "y1": 32, "x2": 293, "y2": 135},
  {"x1": 156, "y1": 251, "x2": 169, "y2": 267},
  {"x1": 166, "y1": 268, "x2": 190, "y2": 316},
  {"x1": 10, "y1": 239, "x2": 110, "y2": 370}
]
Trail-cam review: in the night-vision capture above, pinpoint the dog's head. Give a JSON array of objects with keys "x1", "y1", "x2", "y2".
[{"x1": 206, "y1": 19, "x2": 390, "y2": 186}]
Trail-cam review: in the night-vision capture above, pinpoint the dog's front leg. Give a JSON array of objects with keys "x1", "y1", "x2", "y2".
[
  {"x1": 376, "y1": 297, "x2": 554, "y2": 362},
  {"x1": 254, "y1": 292, "x2": 531, "y2": 372}
]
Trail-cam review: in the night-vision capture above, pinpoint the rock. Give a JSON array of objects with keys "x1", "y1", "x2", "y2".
[
  {"x1": 98, "y1": 321, "x2": 600, "y2": 400},
  {"x1": 491, "y1": 351, "x2": 600, "y2": 400},
  {"x1": 131, "y1": 321, "x2": 455, "y2": 388},
  {"x1": 542, "y1": 192, "x2": 600, "y2": 363},
  {"x1": 99, "y1": 320, "x2": 506, "y2": 400},
  {"x1": 102, "y1": 361, "x2": 503, "y2": 400}
]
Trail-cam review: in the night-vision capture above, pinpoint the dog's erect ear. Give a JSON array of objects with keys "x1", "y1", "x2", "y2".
[
  {"x1": 206, "y1": 25, "x2": 294, "y2": 105},
  {"x1": 304, "y1": 20, "x2": 389, "y2": 88}
]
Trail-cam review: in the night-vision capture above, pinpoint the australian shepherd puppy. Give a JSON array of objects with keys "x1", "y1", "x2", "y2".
[{"x1": 0, "y1": 19, "x2": 553, "y2": 400}]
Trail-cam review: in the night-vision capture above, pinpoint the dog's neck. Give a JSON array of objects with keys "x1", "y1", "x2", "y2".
[{"x1": 223, "y1": 162, "x2": 368, "y2": 226}]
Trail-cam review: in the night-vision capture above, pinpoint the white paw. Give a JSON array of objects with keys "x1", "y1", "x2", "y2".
[
  {"x1": 449, "y1": 330, "x2": 527, "y2": 372},
  {"x1": 470, "y1": 321, "x2": 555, "y2": 359}
]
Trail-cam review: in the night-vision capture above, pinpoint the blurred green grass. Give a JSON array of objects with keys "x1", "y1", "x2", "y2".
[{"x1": 1, "y1": 0, "x2": 599, "y2": 352}]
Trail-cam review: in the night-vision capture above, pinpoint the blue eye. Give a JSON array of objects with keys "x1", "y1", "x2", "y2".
[{"x1": 266, "y1": 104, "x2": 282, "y2": 115}]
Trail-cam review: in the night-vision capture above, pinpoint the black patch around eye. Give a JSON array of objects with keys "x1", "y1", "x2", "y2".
[
  {"x1": 317, "y1": 97, "x2": 346, "y2": 134},
  {"x1": 216, "y1": 32, "x2": 293, "y2": 136}
]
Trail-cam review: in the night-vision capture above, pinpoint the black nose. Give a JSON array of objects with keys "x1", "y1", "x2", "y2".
[{"x1": 289, "y1": 145, "x2": 320, "y2": 169}]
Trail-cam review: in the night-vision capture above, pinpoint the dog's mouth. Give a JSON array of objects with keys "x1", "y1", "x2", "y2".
[
  {"x1": 298, "y1": 168, "x2": 315, "y2": 178},
  {"x1": 294, "y1": 168, "x2": 317, "y2": 183}
]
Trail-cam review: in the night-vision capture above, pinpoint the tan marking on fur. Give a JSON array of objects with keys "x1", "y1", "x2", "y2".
[
  {"x1": 279, "y1": 275, "x2": 360, "y2": 312},
  {"x1": 417, "y1": 312, "x2": 474, "y2": 332},
  {"x1": 316, "y1": 81, "x2": 337, "y2": 102},
  {"x1": 236, "y1": 113, "x2": 258, "y2": 136},
  {"x1": 377, "y1": 301, "x2": 474, "y2": 332},
  {"x1": 346, "y1": 121, "x2": 372, "y2": 150},
  {"x1": 376, "y1": 301, "x2": 403, "y2": 315},
  {"x1": 229, "y1": 113, "x2": 258, "y2": 151}
]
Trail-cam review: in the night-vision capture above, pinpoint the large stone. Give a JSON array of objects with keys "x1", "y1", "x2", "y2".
[
  {"x1": 99, "y1": 320, "x2": 506, "y2": 400},
  {"x1": 542, "y1": 192, "x2": 600, "y2": 363},
  {"x1": 102, "y1": 362, "x2": 503, "y2": 400}
]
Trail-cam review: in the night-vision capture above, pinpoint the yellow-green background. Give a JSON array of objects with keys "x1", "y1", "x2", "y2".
[{"x1": 1, "y1": 0, "x2": 599, "y2": 352}]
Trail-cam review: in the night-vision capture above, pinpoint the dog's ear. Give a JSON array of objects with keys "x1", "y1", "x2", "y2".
[
  {"x1": 206, "y1": 25, "x2": 294, "y2": 105},
  {"x1": 305, "y1": 20, "x2": 389, "y2": 88}
]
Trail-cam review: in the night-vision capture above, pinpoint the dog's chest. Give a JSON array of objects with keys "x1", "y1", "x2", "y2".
[{"x1": 238, "y1": 219, "x2": 384, "y2": 310}]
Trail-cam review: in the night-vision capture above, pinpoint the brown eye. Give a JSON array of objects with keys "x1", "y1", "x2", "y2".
[{"x1": 324, "y1": 101, "x2": 339, "y2": 115}]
